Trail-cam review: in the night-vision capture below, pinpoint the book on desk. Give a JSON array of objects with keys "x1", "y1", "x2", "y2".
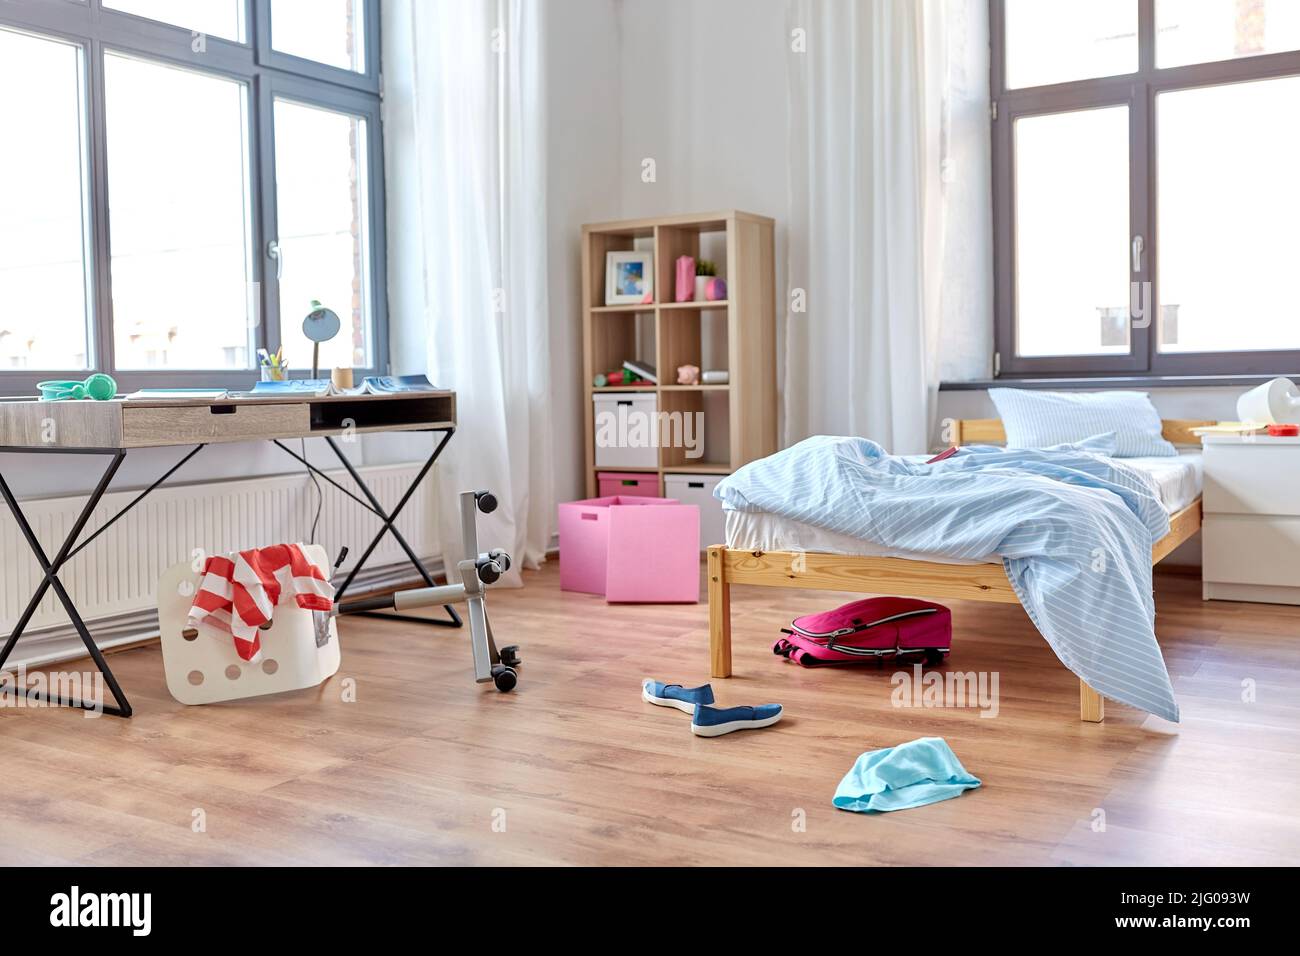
[{"x1": 124, "y1": 374, "x2": 443, "y2": 402}]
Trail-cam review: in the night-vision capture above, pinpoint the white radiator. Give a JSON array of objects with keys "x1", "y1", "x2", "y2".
[{"x1": 0, "y1": 463, "x2": 441, "y2": 668}]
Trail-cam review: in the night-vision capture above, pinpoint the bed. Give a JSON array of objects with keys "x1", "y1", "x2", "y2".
[{"x1": 705, "y1": 418, "x2": 1213, "y2": 722}]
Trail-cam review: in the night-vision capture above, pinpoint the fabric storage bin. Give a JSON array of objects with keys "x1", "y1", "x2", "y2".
[
  {"x1": 592, "y1": 392, "x2": 659, "y2": 469},
  {"x1": 664, "y1": 473, "x2": 726, "y2": 550},
  {"x1": 558, "y1": 495, "x2": 700, "y2": 603},
  {"x1": 597, "y1": 471, "x2": 659, "y2": 497}
]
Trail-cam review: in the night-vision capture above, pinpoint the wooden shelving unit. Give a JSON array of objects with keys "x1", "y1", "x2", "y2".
[{"x1": 580, "y1": 210, "x2": 777, "y2": 497}]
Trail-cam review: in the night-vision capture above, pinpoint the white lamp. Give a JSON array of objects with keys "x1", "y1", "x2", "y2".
[{"x1": 1236, "y1": 376, "x2": 1300, "y2": 425}]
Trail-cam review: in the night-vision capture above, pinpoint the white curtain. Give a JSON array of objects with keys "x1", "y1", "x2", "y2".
[
  {"x1": 382, "y1": 0, "x2": 553, "y2": 583},
  {"x1": 784, "y1": 0, "x2": 948, "y2": 455}
]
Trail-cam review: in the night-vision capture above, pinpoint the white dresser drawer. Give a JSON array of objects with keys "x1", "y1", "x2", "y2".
[
  {"x1": 1202, "y1": 444, "x2": 1300, "y2": 517},
  {"x1": 1202, "y1": 514, "x2": 1300, "y2": 587}
]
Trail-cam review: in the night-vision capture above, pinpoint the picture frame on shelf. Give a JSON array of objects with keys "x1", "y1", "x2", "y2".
[{"x1": 604, "y1": 250, "x2": 654, "y2": 305}]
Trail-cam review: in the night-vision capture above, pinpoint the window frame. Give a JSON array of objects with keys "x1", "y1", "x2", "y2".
[
  {"x1": 0, "y1": 0, "x2": 387, "y2": 394},
  {"x1": 991, "y1": 0, "x2": 1300, "y2": 379}
]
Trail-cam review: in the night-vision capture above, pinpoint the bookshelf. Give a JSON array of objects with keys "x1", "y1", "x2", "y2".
[{"x1": 580, "y1": 210, "x2": 777, "y2": 497}]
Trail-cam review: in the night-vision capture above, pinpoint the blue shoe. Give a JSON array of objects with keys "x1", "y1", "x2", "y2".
[
  {"x1": 642, "y1": 679, "x2": 715, "y2": 714},
  {"x1": 691, "y1": 703, "x2": 783, "y2": 737}
]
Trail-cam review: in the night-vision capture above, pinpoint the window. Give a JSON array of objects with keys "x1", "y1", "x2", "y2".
[
  {"x1": 104, "y1": 0, "x2": 247, "y2": 42},
  {"x1": 270, "y1": 0, "x2": 365, "y2": 73},
  {"x1": 273, "y1": 98, "x2": 372, "y2": 369},
  {"x1": 0, "y1": 0, "x2": 384, "y2": 394},
  {"x1": 992, "y1": 0, "x2": 1300, "y2": 377},
  {"x1": 104, "y1": 53, "x2": 256, "y2": 370},
  {"x1": 0, "y1": 28, "x2": 93, "y2": 372}
]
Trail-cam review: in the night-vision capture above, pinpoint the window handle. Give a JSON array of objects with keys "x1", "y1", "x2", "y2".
[
  {"x1": 267, "y1": 239, "x2": 283, "y2": 281},
  {"x1": 1131, "y1": 234, "x2": 1144, "y2": 274}
]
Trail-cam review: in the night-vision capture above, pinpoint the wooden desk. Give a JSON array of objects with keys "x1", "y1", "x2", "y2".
[
  {"x1": 0, "y1": 391, "x2": 459, "y2": 717},
  {"x1": 0, "y1": 390, "x2": 456, "y2": 449}
]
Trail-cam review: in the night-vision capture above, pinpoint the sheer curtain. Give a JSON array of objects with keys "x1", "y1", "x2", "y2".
[
  {"x1": 383, "y1": 0, "x2": 553, "y2": 583},
  {"x1": 784, "y1": 0, "x2": 948, "y2": 455}
]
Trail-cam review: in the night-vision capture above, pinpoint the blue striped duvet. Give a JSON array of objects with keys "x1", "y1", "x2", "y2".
[{"x1": 714, "y1": 435, "x2": 1179, "y2": 722}]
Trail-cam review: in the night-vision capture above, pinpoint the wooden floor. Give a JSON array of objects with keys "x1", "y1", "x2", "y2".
[{"x1": 3, "y1": 563, "x2": 1299, "y2": 866}]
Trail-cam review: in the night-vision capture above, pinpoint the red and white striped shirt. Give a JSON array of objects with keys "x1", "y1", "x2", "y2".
[{"x1": 187, "y1": 543, "x2": 335, "y2": 662}]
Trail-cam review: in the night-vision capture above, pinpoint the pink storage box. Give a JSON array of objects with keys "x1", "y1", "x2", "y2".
[
  {"x1": 558, "y1": 495, "x2": 699, "y2": 603},
  {"x1": 597, "y1": 471, "x2": 659, "y2": 498}
]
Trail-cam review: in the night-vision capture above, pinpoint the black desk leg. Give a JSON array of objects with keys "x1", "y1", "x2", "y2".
[
  {"x1": 0, "y1": 452, "x2": 133, "y2": 717},
  {"x1": 326, "y1": 430, "x2": 462, "y2": 628}
]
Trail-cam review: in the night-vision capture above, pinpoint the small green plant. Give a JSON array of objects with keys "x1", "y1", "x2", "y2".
[{"x1": 695, "y1": 259, "x2": 717, "y2": 277}]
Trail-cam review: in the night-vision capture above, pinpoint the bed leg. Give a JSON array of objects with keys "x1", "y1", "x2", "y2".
[
  {"x1": 707, "y1": 546, "x2": 732, "y2": 678},
  {"x1": 1079, "y1": 679, "x2": 1104, "y2": 722}
]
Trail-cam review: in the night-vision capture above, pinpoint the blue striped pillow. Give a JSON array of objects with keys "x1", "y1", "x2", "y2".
[{"x1": 987, "y1": 389, "x2": 1177, "y2": 458}]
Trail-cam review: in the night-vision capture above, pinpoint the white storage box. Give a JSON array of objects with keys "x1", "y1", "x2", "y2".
[
  {"x1": 593, "y1": 392, "x2": 659, "y2": 469},
  {"x1": 664, "y1": 472, "x2": 726, "y2": 550}
]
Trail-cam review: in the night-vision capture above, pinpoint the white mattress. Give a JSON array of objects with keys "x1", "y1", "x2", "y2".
[{"x1": 724, "y1": 451, "x2": 1202, "y2": 565}]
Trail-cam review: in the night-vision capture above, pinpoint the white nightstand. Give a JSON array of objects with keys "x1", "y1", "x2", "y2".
[{"x1": 1201, "y1": 433, "x2": 1300, "y2": 604}]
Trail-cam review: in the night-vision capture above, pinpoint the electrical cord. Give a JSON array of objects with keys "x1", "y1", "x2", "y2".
[{"x1": 302, "y1": 437, "x2": 323, "y2": 544}]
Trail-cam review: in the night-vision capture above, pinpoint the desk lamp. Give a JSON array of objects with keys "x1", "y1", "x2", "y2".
[{"x1": 303, "y1": 300, "x2": 341, "y2": 379}]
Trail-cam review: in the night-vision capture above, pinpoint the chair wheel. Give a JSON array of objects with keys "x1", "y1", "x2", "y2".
[
  {"x1": 499, "y1": 645, "x2": 521, "y2": 668},
  {"x1": 491, "y1": 665, "x2": 517, "y2": 692}
]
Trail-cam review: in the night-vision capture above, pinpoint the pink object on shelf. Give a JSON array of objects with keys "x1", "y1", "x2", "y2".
[
  {"x1": 705, "y1": 276, "x2": 727, "y2": 301},
  {"x1": 675, "y1": 255, "x2": 696, "y2": 302},
  {"x1": 558, "y1": 495, "x2": 700, "y2": 603},
  {"x1": 597, "y1": 471, "x2": 659, "y2": 497}
]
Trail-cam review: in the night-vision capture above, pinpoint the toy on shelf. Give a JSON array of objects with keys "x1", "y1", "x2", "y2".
[
  {"x1": 677, "y1": 364, "x2": 701, "y2": 385},
  {"x1": 594, "y1": 369, "x2": 651, "y2": 388}
]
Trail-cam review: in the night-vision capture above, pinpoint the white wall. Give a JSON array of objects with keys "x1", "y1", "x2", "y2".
[
  {"x1": 621, "y1": 0, "x2": 791, "y2": 450},
  {"x1": 540, "y1": 0, "x2": 997, "y2": 505},
  {"x1": 545, "y1": 0, "x2": 624, "y2": 511},
  {"x1": 541, "y1": 0, "x2": 791, "y2": 507},
  {"x1": 617, "y1": 0, "x2": 790, "y2": 224}
]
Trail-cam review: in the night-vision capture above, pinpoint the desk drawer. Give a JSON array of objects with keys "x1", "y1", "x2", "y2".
[
  {"x1": 122, "y1": 402, "x2": 308, "y2": 447},
  {"x1": 1203, "y1": 444, "x2": 1300, "y2": 516}
]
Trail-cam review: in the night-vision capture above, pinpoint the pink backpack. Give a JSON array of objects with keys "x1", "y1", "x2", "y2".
[{"x1": 772, "y1": 596, "x2": 951, "y2": 667}]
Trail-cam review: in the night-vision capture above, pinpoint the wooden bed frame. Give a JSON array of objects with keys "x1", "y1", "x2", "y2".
[{"x1": 706, "y1": 418, "x2": 1213, "y2": 722}]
